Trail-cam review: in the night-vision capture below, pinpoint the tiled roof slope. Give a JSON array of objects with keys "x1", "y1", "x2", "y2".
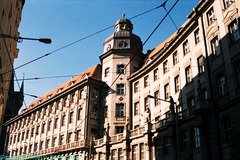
[
  {"x1": 20, "y1": 64, "x2": 102, "y2": 114},
  {"x1": 142, "y1": 20, "x2": 190, "y2": 68}
]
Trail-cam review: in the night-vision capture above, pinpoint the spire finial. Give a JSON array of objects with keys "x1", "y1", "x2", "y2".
[{"x1": 123, "y1": 13, "x2": 125, "y2": 18}]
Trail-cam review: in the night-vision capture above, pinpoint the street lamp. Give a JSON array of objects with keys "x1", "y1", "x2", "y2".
[
  {"x1": 0, "y1": 34, "x2": 52, "y2": 44},
  {"x1": 147, "y1": 95, "x2": 179, "y2": 160}
]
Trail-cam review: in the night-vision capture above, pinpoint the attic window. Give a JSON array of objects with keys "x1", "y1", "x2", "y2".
[
  {"x1": 68, "y1": 81, "x2": 75, "y2": 87},
  {"x1": 37, "y1": 100, "x2": 42, "y2": 105},
  {"x1": 57, "y1": 88, "x2": 63, "y2": 94},
  {"x1": 164, "y1": 42, "x2": 169, "y2": 48},
  {"x1": 145, "y1": 59, "x2": 152, "y2": 65},
  {"x1": 47, "y1": 95, "x2": 52, "y2": 99},
  {"x1": 82, "y1": 74, "x2": 88, "y2": 80}
]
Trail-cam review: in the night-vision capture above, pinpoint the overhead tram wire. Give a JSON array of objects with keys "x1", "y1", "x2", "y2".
[
  {"x1": 2, "y1": 2, "x2": 170, "y2": 76},
  {"x1": 75, "y1": 0, "x2": 180, "y2": 129},
  {"x1": 109, "y1": 0, "x2": 180, "y2": 89}
]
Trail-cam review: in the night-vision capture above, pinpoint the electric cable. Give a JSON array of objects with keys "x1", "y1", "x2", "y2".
[{"x1": 2, "y1": 1, "x2": 169, "y2": 76}]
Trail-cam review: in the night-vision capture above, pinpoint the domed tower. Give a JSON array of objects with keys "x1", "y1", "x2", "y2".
[
  {"x1": 100, "y1": 15, "x2": 144, "y2": 136},
  {"x1": 103, "y1": 14, "x2": 142, "y2": 53}
]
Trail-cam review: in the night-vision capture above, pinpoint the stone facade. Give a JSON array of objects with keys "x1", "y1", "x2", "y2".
[{"x1": 5, "y1": 0, "x2": 240, "y2": 160}]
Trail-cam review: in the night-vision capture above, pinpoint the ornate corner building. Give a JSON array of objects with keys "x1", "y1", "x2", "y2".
[
  {"x1": 0, "y1": 0, "x2": 25, "y2": 154},
  {"x1": 4, "y1": 0, "x2": 240, "y2": 160}
]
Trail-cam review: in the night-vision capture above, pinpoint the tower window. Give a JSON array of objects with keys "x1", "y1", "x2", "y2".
[
  {"x1": 117, "y1": 84, "x2": 125, "y2": 95},
  {"x1": 117, "y1": 64, "x2": 125, "y2": 74},
  {"x1": 116, "y1": 104, "x2": 124, "y2": 117}
]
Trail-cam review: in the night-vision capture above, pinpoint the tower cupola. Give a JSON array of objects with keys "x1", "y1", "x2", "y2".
[
  {"x1": 103, "y1": 14, "x2": 142, "y2": 54},
  {"x1": 114, "y1": 14, "x2": 133, "y2": 33}
]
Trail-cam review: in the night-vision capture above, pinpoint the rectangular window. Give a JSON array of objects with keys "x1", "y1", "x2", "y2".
[
  {"x1": 222, "y1": 118, "x2": 231, "y2": 143},
  {"x1": 197, "y1": 55, "x2": 205, "y2": 74},
  {"x1": 31, "y1": 128, "x2": 34, "y2": 137},
  {"x1": 192, "y1": 127, "x2": 200, "y2": 148},
  {"x1": 62, "y1": 115, "x2": 66, "y2": 126},
  {"x1": 112, "y1": 149, "x2": 117, "y2": 160},
  {"x1": 132, "y1": 145, "x2": 138, "y2": 160},
  {"x1": 188, "y1": 97, "x2": 195, "y2": 108},
  {"x1": 76, "y1": 130, "x2": 81, "y2": 141},
  {"x1": 163, "y1": 60, "x2": 168, "y2": 73},
  {"x1": 53, "y1": 137, "x2": 57, "y2": 146},
  {"x1": 60, "y1": 135, "x2": 64, "y2": 145},
  {"x1": 134, "y1": 81, "x2": 139, "y2": 93},
  {"x1": 68, "y1": 132, "x2": 72, "y2": 143},
  {"x1": 207, "y1": 8, "x2": 215, "y2": 25},
  {"x1": 118, "y1": 148, "x2": 124, "y2": 160},
  {"x1": 117, "y1": 64, "x2": 125, "y2": 74},
  {"x1": 48, "y1": 120, "x2": 52, "y2": 131},
  {"x1": 69, "y1": 112, "x2": 74, "y2": 123},
  {"x1": 229, "y1": 19, "x2": 240, "y2": 43},
  {"x1": 224, "y1": 0, "x2": 233, "y2": 8},
  {"x1": 134, "y1": 102, "x2": 139, "y2": 115},
  {"x1": 77, "y1": 108, "x2": 81, "y2": 121},
  {"x1": 154, "y1": 68, "x2": 159, "y2": 81},
  {"x1": 164, "y1": 83, "x2": 170, "y2": 100},
  {"x1": 144, "y1": 97, "x2": 149, "y2": 111},
  {"x1": 194, "y1": 28, "x2": 200, "y2": 44},
  {"x1": 174, "y1": 75, "x2": 180, "y2": 93},
  {"x1": 26, "y1": 130, "x2": 29, "y2": 139},
  {"x1": 185, "y1": 66, "x2": 192, "y2": 84},
  {"x1": 92, "y1": 88, "x2": 99, "y2": 98},
  {"x1": 173, "y1": 51, "x2": 179, "y2": 65},
  {"x1": 211, "y1": 36, "x2": 221, "y2": 56},
  {"x1": 55, "y1": 118, "x2": 59, "y2": 129},
  {"x1": 181, "y1": 130, "x2": 189, "y2": 151},
  {"x1": 117, "y1": 84, "x2": 125, "y2": 95},
  {"x1": 140, "y1": 143, "x2": 145, "y2": 160},
  {"x1": 183, "y1": 40, "x2": 190, "y2": 55},
  {"x1": 71, "y1": 92, "x2": 75, "y2": 103},
  {"x1": 144, "y1": 75, "x2": 149, "y2": 87},
  {"x1": 105, "y1": 67, "x2": 110, "y2": 77},
  {"x1": 42, "y1": 123, "x2": 45, "y2": 133},
  {"x1": 79, "y1": 89, "x2": 84, "y2": 99},
  {"x1": 36, "y1": 126, "x2": 39, "y2": 135},
  {"x1": 115, "y1": 126, "x2": 124, "y2": 134},
  {"x1": 217, "y1": 74, "x2": 227, "y2": 97},
  {"x1": 116, "y1": 104, "x2": 124, "y2": 117},
  {"x1": 154, "y1": 90, "x2": 160, "y2": 106}
]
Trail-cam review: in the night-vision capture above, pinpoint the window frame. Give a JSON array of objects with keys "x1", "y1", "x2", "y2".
[
  {"x1": 134, "y1": 81, "x2": 139, "y2": 93},
  {"x1": 116, "y1": 103, "x2": 125, "y2": 117},
  {"x1": 228, "y1": 19, "x2": 240, "y2": 43},
  {"x1": 153, "y1": 68, "x2": 159, "y2": 81},
  {"x1": 105, "y1": 67, "x2": 110, "y2": 77},
  {"x1": 116, "y1": 84, "x2": 125, "y2": 95},
  {"x1": 163, "y1": 60, "x2": 168, "y2": 74},
  {"x1": 144, "y1": 75, "x2": 149, "y2": 87},
  {"x1": 197, "y1": 55, "x2": 205, "y2": 74},
  {"x1": 211, "y1": 36, "x2": 221, "y2": 56},
  {"x1": 183, "y1": 40, "x2": 190, "y2": 55},
  {"x1": 173, "y1": 51, "x2": 179, "y2": 65},
  {"x1": 174, "y1": 75, "x2": 180, "y2": 93},
  {"x1": 185, "y1": 66, "x2": 192, "y2": 84},
  {"x1": 194, "y1": 28, "x2": 200, "y2": 44},
  {"x1": 207, "y1": 7, "x2": 216, "y2": 25},
  {"x1": 117, "y1": 64, "x2": 125, "y2": 74},
  {"x1": 164, "y1": 83, "x2": 170, "y2": 100}
]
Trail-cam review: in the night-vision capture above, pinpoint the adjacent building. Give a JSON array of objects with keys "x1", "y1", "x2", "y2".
[
  {"x1": 0, "y1": 0, "x2": 25, "y2": 154},
  {"x1": 5, "y1": 0, "x2": 240, "y2": 159}
]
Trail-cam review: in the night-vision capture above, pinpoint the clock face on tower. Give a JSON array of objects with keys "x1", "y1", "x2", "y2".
[{"x1": 119, "y1": 41, "x2": 128, "y2": 47}]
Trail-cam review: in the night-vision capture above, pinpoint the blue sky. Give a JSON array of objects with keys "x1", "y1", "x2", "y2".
[{"x1": 14, "y1": 0, "x2": 199, "y2": 110}]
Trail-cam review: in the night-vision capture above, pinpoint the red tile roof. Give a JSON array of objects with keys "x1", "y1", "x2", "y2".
[{"x1": 20, "y1": 64, "x2": 102, "y2": 114}]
